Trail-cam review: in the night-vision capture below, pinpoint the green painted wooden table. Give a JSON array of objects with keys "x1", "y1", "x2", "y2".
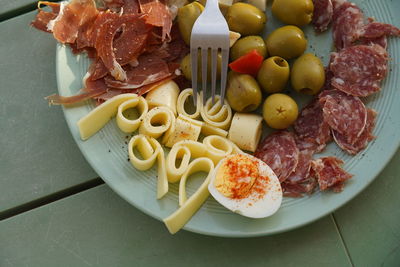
[{"x1": 0, "y1": 5, "x2": 399, "y2": 267}]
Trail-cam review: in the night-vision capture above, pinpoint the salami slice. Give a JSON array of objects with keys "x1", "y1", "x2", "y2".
[
  {"x1": 312, "y1": 0, "x2": 333, "y2": 32},
  {"x1": 362, "y1": 22, "x2": 400, "y2": 39},
  {"x1": 311, "y1": 157, "x2": 353, "y2": 191},
  {"x1": 282, "y1": 178, "x2": 317, "y2": 198},
  {"x1": 333, "y1": 108, "x2": 377, "y2": 155},
  {"x1": 358, "y1": 36, "x2": 388, "y2": 50},
  {"x1": 254, "y1": 131, "x2": 299, "y2": 183},
  {"x1": 330, "y1": 44, "x2": 388, "y2": 97},
  {"x1": 294, "y1": 99, "x2": 331, "y2": 151},
  {"x1": 332, "y1": 2, "x2": 365, "y2": 49},
  {"x1": 285, "y1": 148, "x2": 314, "y2": 185},
  {"x1": 320, "y1": 90, "x2": 367, "y2": 145}
]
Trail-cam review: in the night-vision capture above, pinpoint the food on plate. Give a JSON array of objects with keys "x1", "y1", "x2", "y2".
[
  {"x1": 117, "y1": 97, "x2": 149, "y2": 133},
  {"x1": 230, "y1": 35, "x2": 267, "y2": 61},
  {"x1": 226, "y1": 71, "x2": 262, "y2": 112},
  {"x1": 176, "y1": 88, "x2": 202, "y2": 119},
  {"x1": 201, "y1": 124, "x2": 229, "y2": 137},
  {"x1": 229, "y1": 31, "x2": 241, "y2": 47},
  {"x1": 180, "y1": 52, "x2": 222, "y2": 81},
  {"x1": 226, "y1": 3, "x2": 266, "y2": 36},
  {"x1": 262, "y1": 94, "x2": 299, "y2": 129},
  {"x1": 228, "y1": 50, "x2": 264, "y2": 76},
  {"x1": 209, "y1": 154, "x2": 282, "y2": 218},
  {"x1": 200, "y1": 95, "x2": 233, "y2": 130},
  {"x1": 291, "y1": 53, "x2": 325, "y2": 95},
  {"x1": 265, "y1": 26, "x2": 307, "y2": 59},
  {"x1": 257, "y1": 56, "x2": 289, "y2": 93},
  {"x1": 128, "y1": 134, "x2": 168, "y2": 199},
  {"x1": 311, "y1": 0, "x2": 333, "y2": 32},
  {"x1": 228, "y1": 113, "x2": 263, "y2": 152},
  {"x1": 246, "y1": 0, "x2": 266, "y2": 12},
  {"x1": 164, "y1": 114, "x2": 203, "y2": 147},
  {"x1": 177, "y1": 2, "x2": 204, "y2": 45},
  {"x1": 139, "y1": 106, "x2": 176, "y2": 139},
  {"x1": 311, "y1": 157, "x2": 353, "y2": 192},
  {"x1": 271, "y1": 0, "x2": 314, "y2": 26},
  {"x1": 198, "y1": 0, "x2": 234, "y2": 16},
  {"x1": 145, "y1": 80, "x2": 180, "y2": 115}
]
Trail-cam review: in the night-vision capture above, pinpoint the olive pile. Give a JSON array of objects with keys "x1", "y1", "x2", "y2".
[{"x1": 177, "y1": 0, "x2": 326, "y2": 130}]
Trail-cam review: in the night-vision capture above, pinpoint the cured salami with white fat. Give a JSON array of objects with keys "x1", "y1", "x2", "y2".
[
  {"x1": 329, "y1": 44, "x2": 388, "y2": 97},
  {"x1": 294, "y1": 99, "x2": 331, "y2": 152},
  {"x1": 254, "y1": 131, "x2": 299, "y2": 183},
  {"x1": 320, "y1": 90, "x2": 367, "y2": 145},
  {"x1": 312, "y1": 0, "x2": 333, "y2": 32},
  {"x1": 333, "y1": 108, "x2": 377, "y2": 155},
  {"x1": 311, "y1": 157, "x2": 353, "y2": 191}
]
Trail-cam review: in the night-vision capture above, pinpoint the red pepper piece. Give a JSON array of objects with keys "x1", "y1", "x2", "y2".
[{"x1": 228, "y1": 50, "x2": 264, "y2": 77}]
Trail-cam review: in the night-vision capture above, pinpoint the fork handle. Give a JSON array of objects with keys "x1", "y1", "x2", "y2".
[{"x1": 204, "y1": 0, "x2": 219, "y2": 10}]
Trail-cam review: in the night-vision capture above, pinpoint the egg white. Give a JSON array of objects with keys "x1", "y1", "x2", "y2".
[{"x1": 208, "y1": 153, "x2": 283, "y2": 219}]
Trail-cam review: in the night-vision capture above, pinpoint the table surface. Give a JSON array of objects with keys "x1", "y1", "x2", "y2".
[{"x1": 1, "y1": 3, "x2": 399, "y2": 267}]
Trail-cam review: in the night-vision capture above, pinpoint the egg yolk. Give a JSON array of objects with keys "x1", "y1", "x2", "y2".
[{"x1": 214, "y1": 154, "x2": 260, "y2": 199}]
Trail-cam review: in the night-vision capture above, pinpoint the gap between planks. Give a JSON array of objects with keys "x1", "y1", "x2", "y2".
[
  {"x1": 0, "y1": 178, "x2": 104, "y2": 221},
  {"x1": 331, "y1": 213, "x2": 355, "y2": 267}
]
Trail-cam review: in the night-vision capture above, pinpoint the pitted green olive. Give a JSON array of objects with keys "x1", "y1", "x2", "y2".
[
  {"x1": 226, "y1": 71, "x2": 262, "y2": 112},
  {"x1": 226, "y1": 3, "x2": 267, "y2": 36},
  {"x1": 230, "y1": 36, "x2": 267, "y2": 61},
  {"x1": 291, "y1": 53, "x2": 325, "y2": 95},
  {"x1": 262, "y1": 93, "x2": 298, "y2": 129},
  {"x1": 272, "y1": 0, "x2": 314, "y2": 26},
  {"x1": 177, "y1": 2, "x2": 204, "y2": 45},
  {"x1": 265, "y1": 25, "x2": 307, "y2": 60},
  {"x1": 180, "y1": 52, "x2": 222, "y2": 81},
  {"x1": 257, "y1": 56, "x2": 289, "y2": 93}
]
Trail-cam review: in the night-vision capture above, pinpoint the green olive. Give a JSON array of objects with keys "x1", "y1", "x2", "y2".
[
  {"x1": 291, "y1": 53, "x2": 325, "y2": 95},
  {"x1": 226, "y1": 71, "x2": 262, "y2": 112},
  {"x1": 263, "y1": 93, "x2": 298, "y2": 129},
  {"x1": 257, "y1": 56, "x2": 289, "y2": 93},
  {"x1": 177, "y1": 2, "x2": 204, "y2": 45},
  {"x1": 265, "y1": 25, "x2": 307, "y2": 60},
  {"x1": 230, "y1": 36, "x2": 267, "y2": 61},
  {"x1": 226, "y1": 3, "x2": 267, "y2": 36},
  {"x1": 272, "y1": 0, "x2": 314, "y2": 26},
  {"x1": 180, "y1": 52, "x2": 222, "y2": 81}
]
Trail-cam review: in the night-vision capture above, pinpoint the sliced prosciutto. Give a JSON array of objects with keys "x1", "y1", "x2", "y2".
[
  {"x1": 320, "y1": 90, "x2": 367, "y2": 145},
  {"x1": 312, "y1": 0, "x2": 333, "y2": 32},
  {"x1": 139, "y1": 0, "x2": 172, "y2": 41},
  {"x1": 311, "y1": 157, "x2": 353, "y2": 191},
  {"x1": 254, "y1": 131, "x2": 299, "y2": 183},
  {"x1": 294, "y1": 99, "x2": 331, "y2": 151},
  {"x1": 329, "y1": 44, "x2": 388, "y2": 97},
  {"x1": 333, "y1": 108, "x2": 377, "y2": 155},
  {"x1": 332, "y1": 1, "x2": 364, "y2": 50},
  {"x1": 31, "y1": 2, "x2": 60, "y2": 32}
]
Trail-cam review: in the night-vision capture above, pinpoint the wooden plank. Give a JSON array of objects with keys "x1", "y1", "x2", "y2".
[
  {"x1": 334, "y1": 148, "x2": 400, "y2": 267},
  {"x1": 0, "y1": 185, "x2": 351, "y2": 267},
  {"x1": 0, "y1": 12, "x2": 97, "y2": 214}
]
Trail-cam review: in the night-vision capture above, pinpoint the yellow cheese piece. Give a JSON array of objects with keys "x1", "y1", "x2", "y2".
[
  {"x1": 164, "y1": 115, "x2": 203, "y2": 147},
  {"x1": 201, "y1": 123, "x2": 228, "y2": 137},
  {"x1": 200, "y1": 95, "x2": 232, "y2": 130},
  {"x1": 228, "y1": 112, "x2": 263, "y2": 152},
  {"x1": 139, "y1": 106, "x2": 175, "y2": 139},
  {"x1": 203, "y1": 135, "x2": 234, "y2": 165},
  {"x1": 176, "y1": 88, "x2": 202, "y2": 119},
  {"x1": 145, "y1": 80, "x2": 180, "y2": 115},
  {"x1": 77, "y1": 93, "x2": 138, "y2": 140},
  {"x1": 229, "y1": 31, "x2": 241, "y2": 47},
  {"x1": 116, "y1": 97, "x2": 148, "y2": 133},
  {"x1": 164, "y1": 157, "x2": 214, "y2": 234},
  {"x1": 128, "y1": 134, "x2": 168, "y2": 199}
]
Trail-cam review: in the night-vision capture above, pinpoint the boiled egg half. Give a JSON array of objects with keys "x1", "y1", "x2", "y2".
[{"x1": 208, "y1": 153, "x2": 282, "y2": 218}]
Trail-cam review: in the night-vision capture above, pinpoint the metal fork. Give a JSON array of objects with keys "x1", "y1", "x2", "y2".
[{"x1": 190, "y1": 0, "x2": 230, "y2": 105}]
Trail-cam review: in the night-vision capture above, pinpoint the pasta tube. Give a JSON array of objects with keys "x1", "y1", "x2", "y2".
[
  {"x1": 164, "y1": 115, "x2": 203, "y2": 147},
  {"x1": 203, "y1": 135, "x2": 234, "y2": 165},
  {"x1": 163, "y1": 158, "x2": 214, "y2": 234},
  {"x1": 228, "y1": 113, "x2": 263, "y2": 152},
  {"x1": 128, "y1": 134, "x2": 168, "y2": 199},
  {"x1": 139, "y1": 106, "x2": 175, "y2": 139},
  {"x1": 116, "y1": 96, "x2": 148, "y2": 133},
  {"x1": 145, "y1": 80, "x2": 180, "y2": 115},
  {"x1": 200, "y1": 95, "x2": 232, "y2": 130},
  {"x1": 176, "y1": 88, "x2": 202, "y2": 119}
]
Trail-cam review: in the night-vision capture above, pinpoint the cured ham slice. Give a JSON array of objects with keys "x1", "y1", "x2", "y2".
[
  {"x1": 329, "y1": 44, "x2": 388, "y2": 97},
  {"x1": 320, "y1": 90, "x2": 367, "y2": 145},
  {"x1": 139, "y1": 0, "x2": 172, "y2": 41},
  {"x1": 312, "y1": 0, "x2": 333, "y2": 33},
  {"x1": 333, "y1": 108, "x2": 377, "y2": 155},
  {"x1": 294, "y1": 99, "x2": 331, "y2": 152},
  {"x1": 31, "y1": 2, "x2": 60, "y2": 32},
  {"x1": 311, "y1": 157, "x2": 353, "y2": 191},
  {"x1": 254, "y1": 131, "x2": 299, "y2": 183}
]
